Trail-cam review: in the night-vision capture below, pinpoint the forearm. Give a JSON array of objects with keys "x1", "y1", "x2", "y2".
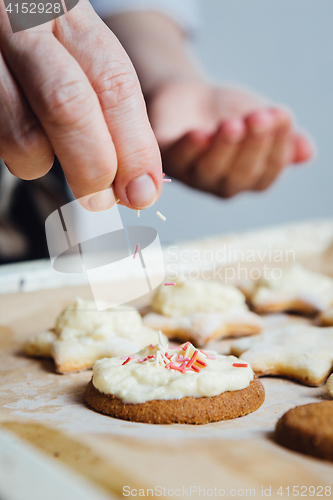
[{"x1": 104, "y1": 11, "x2": 204, "y2": 98}]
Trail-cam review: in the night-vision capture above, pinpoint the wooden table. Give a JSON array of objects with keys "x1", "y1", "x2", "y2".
[{"x1": 1, "y1": 219, "x2": 333, "y2": 499}]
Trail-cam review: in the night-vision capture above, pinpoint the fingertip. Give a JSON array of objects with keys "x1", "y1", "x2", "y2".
[
  {"x1": 246, "y1": 109, "x2": 274, "y2": 135},
  {"x1": 220, "y1": 119, "x2": 245, "y2": 142},
  {"x1": 187, "y1": 130, "x2": 212, "y2": 147},
  {"x1": 292, "y1": 133, "x2": 315, "y2": 164},
  {"x1": 76, "y1": 186, "x2": 118, "y2": 212}
]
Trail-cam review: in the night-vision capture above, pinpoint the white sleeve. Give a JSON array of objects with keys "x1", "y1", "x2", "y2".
[{"x1": 89, "y1": 0, "x2": 200, "y2": 34}]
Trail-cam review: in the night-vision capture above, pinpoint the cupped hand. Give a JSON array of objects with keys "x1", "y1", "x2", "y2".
[
  {"x1": 0, "y1": 0, "x2": 162, "y2": 211},
  {"x1": 148, "y1": 83, "x2": 313, "y2": 197}
]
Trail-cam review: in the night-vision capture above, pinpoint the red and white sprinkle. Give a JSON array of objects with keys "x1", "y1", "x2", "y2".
[
  {"x1": 121, "y1": 340, "x2": 218, "y2": 375},
  {"x1": 133, "y1": 244, "x2": 140, "y2": 259}
]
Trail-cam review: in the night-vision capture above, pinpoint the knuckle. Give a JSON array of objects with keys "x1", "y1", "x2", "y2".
[
  {"x1": 1, "y1": 120, "x2": 49, "y2": 160},
  {"x1": 43, "y1": 79, "x2": 94, "y2": 128},
  {"x1": 93, "y1": 65, "x2": 138, "y2": 109}
]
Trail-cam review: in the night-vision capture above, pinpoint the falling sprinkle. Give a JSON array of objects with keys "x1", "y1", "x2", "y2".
[
  {"x1": 136, "y1": 210, "x2": 140, "y2": 217},
  {"x1": 156, "y1": 211, "x2": 166, "y2": 221},
  {"x1": 162, "y1": 173, "x2": 165, "y2": 177},
  {"x1": 163, "y1": 179, "x2": 172, "y2": 183},
  {"x1": 133, "y1": 244, "x2": 140, "y2": 259}
]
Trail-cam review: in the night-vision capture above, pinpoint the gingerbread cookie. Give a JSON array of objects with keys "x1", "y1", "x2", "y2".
[
  {"x1": 327, "y1": 374, "x2": 333, "y2": 397},
  {"x1": 84, "y1": 338, "x2": 265, "y2": 424},
  {"x1": 250, "y1": 264, "x2": 333, "y2": 315},
  {"x1": 275, "y1": 401, "x2": 333, "y2": 462},
  {"x1": 25, "y1": 298, "x2": 166, "y2": 373},
  {"x1": 143, "y1": 279, "x2": 262, "y2": 347},
  {"x1": 230, "y1": 324, "x2": 333, "y2": 386}
]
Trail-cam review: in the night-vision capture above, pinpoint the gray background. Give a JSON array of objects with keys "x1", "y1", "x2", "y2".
[{"x1": 119, "y1": 0, "x2": 333, "y2": 244}]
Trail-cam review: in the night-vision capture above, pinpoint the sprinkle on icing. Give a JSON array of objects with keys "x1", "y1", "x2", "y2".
[
  {"x1": 120, "y1": 335, "x2": 217, "y2": 375},
  {"x1": 164, "y1": 282, "x2": 176, "y2": 286},
  {"x1": 233, "y1": 363, "x2": 248, "y2": 368},
  {"x1": 92, "y1": 341, "x2": 254, "y2": 403}
]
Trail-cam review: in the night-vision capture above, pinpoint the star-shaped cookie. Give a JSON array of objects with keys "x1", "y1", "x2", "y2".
[
  {"x1": 250, "y1": 264, "x2": 333, "y2": 315},
  {"x1": 143, "y1": 279, "x2": 262, "y2": 347},
  {"x1": 230, "y1": 324, "x2": 333, "y2": 386},
  {"x1": 25, "y1": 298, "x2": 166, "y2": 373}
]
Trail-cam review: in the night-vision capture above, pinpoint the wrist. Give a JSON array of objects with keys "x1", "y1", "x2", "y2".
[{"x1": 104, "y1": 11, "x2": 205, "y2": 98}]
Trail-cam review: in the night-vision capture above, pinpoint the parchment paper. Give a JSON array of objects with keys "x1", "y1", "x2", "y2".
[{"x1": 1, "y1": 220, "x2": 333, "y2": 499}]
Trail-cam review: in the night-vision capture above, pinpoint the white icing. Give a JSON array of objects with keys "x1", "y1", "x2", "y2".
[
  {"x1": 253, "y1": 264, "x2": 333, "y2": 310},
  {"x1": 55, "y1": 298, "x2": 143, "y2": 341},
  {"x1": 151, "y1": 279, "x2": 247, "y2": 317},
  {"x1": 92, "y1": 343, "x2": 254, "y2": 404}
]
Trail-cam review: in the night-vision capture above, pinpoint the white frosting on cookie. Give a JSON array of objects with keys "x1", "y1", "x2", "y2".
[
  {"x1": 25, "y1": 298, "x2": 167, "y2": 373},
  {"x1": 327, "y1": 374, "x2": 333, "y2": 397},
  {"x1": 151, "y1": 279, "x2": 247, "y2": 317},
  {"x1": 92, "y1": 342, "x2": 254, "y2": 404},
  {"x1": 55, "y1": 298, "x2": 142, "y2": 341},
  {"x1": 253, "y1": 264, "x2": 333, "y2": 311}
]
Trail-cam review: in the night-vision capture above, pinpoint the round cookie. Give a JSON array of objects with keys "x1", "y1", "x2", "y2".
[
  {"x1": 275, "y1": 401, "x2": 333, "y2": 462},
  {"x1": 84, "y1": 377, "x2": 265, "y2": 425}
]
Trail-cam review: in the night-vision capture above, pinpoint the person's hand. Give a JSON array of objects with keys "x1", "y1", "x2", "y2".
[
  {"x1": 148, "y1": 83, "x2": 313, "y2": 197},
  {"x1": 0, "y1": 0, "x2": 162, "y2": 211}
]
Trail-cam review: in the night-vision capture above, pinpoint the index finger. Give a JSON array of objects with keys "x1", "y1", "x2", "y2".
[{"x1": 2, "y1": 28, "x2": 118, "y2": 211}]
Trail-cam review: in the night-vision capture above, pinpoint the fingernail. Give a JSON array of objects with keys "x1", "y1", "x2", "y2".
[
  {"x1": 126, "y1": 174, "x2": 157, "y2": 209},
  {"x1": 86, "y1": 187, "x2": 117, "y2": 212}
]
